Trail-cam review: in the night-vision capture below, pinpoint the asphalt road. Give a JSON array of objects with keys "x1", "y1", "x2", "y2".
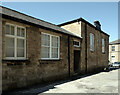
[{"x1": 41, "y1": 69, "x2": 119, "y2": 93}]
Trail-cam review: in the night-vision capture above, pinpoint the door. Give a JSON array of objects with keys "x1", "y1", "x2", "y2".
[
  {"x1": 74, "y1": 50, "x2": 80, "y2": 73},
  {"x1": 111, "y1": 56, "x2": 115, "y2": 63}
]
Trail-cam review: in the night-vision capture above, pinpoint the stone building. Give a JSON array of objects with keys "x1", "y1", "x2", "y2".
[
  {"x1": 1, "y1": 6, "x2": 109, "y2": 91},
  {"x1": 58, "y1": 18, "x2": 109, "y2": 74},
  {"x1": 109, "y1": 39, "x2": 120, "y2": 63},
  {"x1": 1, "y1": 6, "x2": 82, "y2": 91}
]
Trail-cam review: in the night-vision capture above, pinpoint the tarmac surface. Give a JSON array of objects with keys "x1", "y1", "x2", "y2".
[
  {"x1": 2, "y1": 68, "x2": 119, "y2": 95},
  {"x1": 42, "y1": 69, "x2": 118, "y2": 93}
]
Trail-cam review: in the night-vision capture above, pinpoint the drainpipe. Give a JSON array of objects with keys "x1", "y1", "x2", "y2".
[
  {"x1": 85, "y1": 24, "x2": 87, "y2": 74},
  {"x1": 68, "y1": 35, "x2": 70, "y2": 77}
]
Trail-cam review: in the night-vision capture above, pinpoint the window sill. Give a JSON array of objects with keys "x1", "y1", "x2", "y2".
[
  {"x1": 2, "y1": 59, "x2": 30, "y2": 65},
  {"x1": 2, "y1": 58, "x2": 29, "y2": 61},
  {"x1": 102, "y1": 52, "x2": 105, "y2": 54},
  {"x1": 90, "y1": 50, "x2": 94, "y2": 53},
  {"x1": 39, "y1": 58, "x2": 61, "y2": 61}
]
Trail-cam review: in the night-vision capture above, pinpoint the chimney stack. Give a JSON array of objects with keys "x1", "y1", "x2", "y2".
[{"x1": 94, "y1": 21, "x2": 101, "y2": 31}]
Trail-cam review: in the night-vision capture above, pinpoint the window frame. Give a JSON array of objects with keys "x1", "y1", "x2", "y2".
[
  {"x1": 41, "y1": 32, "x2": 60, "y2": 60},
  {"x1": 102, "y1": 38, "x2": 105, "y2": 53},
  {"x1": 112, "y1": 46, "x2": 115, "y2": 51},
  {"x1": 90, "y1": 33, "x2": 94, "y2": 52},
  {"x1": 73, "y1": 40, "x2": 80, "y2": 47},
  {"x1": 5, "y1": 23, "x2": 26, "y2": 60}
]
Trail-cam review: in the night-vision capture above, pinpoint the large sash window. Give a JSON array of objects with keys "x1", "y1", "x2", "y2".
[
  {"x1": 90, "y1": 33, "x2": 94, "y2": 51},
  {"x1": 5, "y1": 23, "x2": 26, "y2": 59},
  {"x1": 41, "y1": 33, "x2": 60, "y2": 59}
]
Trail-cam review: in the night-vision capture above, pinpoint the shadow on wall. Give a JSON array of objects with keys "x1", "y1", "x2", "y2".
[{"x1": 2, "y1": 67, "x2": 118, "y2": 95}]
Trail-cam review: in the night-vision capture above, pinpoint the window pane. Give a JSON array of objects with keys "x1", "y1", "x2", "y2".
[
  {"x1": 17, "y1": 39, "x2": 24, "y2": 57},
  {"x1": 6, "y1": 37, "x2": 14, "y2": 48},
  {"x1": 112, "y1": 46, "x2": 115, "y2": 51},
  {"x1": 51, "y1": 48, "x2": 58, "y2": 58},
  {"x1": 90, "y1": 33, "x2": 94, "y2": 51},
  {"x1": 73, "y1": 41, "x2": 80, "y2": 47},
  {"x1": 17, "y1": 49, "x2": 24, "y2": 57},
  {"x1": 21, "y1": 28, "x2": 25, "y2": 37},
  {"x1": 6, "y1": 48, "x2": 14, "y2": 57},
  {"x1": 52, "y1": 36, "x2": 58, "y2": 47},
  {"x1": 17, "y1": 27, "x2": 21, "y2": 36},
  {"x1": 5, "y1": 37, "x2": 14, "y2": 57},
  {"x1": 6, "y1": 25, "x2": 10, "y2": 34},
  {"x1": 92, "y1": 34, "x2": 94, "y2": 51},
  {"x1": 102, "y1": 39, "x2": 105, "y2": 53},
  {"x1": 11, "y1": 26, "x2": 15, "y2": 35},
  {"x1": 102, "y1": 39, "x2": 104, "y2": 45},
  {"x1": 41, "y1": 47, "x2": 50, "y2": 58},
  {"x1": 41, "y1": 34, "x2": 50, "y2": 46},
  {"x1": 90, "y1": 33, "x2": 92, "y2": 50},
  {"x1": 102, "y1": 47, "x2": 104, "y2": 53},
  {"x1": 17, "y1": 39, "x2": 24, "y2": 48}
]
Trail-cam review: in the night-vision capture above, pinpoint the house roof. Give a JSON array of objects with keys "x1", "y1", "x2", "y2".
[
  {"x1": 58, "y1": 17, "x2": 109, "y2": 36},
  {"x1": 0, "y1": 6, "x2": 82, "y2": 39},
  {"x1": 109, "y1": 39, "x2": 120, "y2": 45}
]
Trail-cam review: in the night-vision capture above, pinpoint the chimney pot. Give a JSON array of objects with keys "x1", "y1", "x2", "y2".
[{"x1": 94, "y1": 21, "x2": 101, "y2": 30}]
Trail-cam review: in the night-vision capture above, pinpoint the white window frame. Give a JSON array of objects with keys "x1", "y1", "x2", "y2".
[
  {"x1": 73, "y1": 40, "x2": 80, "y2": 47},
  {"x1": 41, "y1": 32, "x2": 60, "y2": 60},
  {"x1": 90, "y1": 33, "x2": 94, "y2": 51},
  {"x1": 102, "y1": 39, "x2": 105, "y2": 53},
  {"x1": 112, "y1": 46, "x2": 115, "y2": 51},
  {"x1": 5, "y1": 23, "x2": 26, "y2": 60}
]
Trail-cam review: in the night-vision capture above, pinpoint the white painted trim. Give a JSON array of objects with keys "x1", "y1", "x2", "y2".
[
  {"x1": 79, "y1": 21, "x2": 82, "y2": 37},
  {"x1": 112, "y1": 46, "x2": 115, "y2": 51},
  {"x1": 5, "y1": 23, "x2": 26, "y2": 60},
  {"x1": 58, "y1": 37, "x2": 60, "y2": 59},
  {"x1": 5, "y1": 57, "x2": 27, "y2": 60},
  {"x1": 41, "y1": 32, "x2": 60, "y2": 38},
  {"x1": 73, "y1": 40, "x2": 80, "y2": 47},
  {"x1": 41, "y1": 32, "x2": 60, "y2": 60},
  {"x1": 41, "y1": 58, "x2": 60, "y2": 60}
]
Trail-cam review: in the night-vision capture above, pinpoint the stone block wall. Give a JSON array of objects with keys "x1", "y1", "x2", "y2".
[
  {"x1": 81, "y1": 22, "x2": 109, "y2": 73},
  {"x1": 61, "y1": 20, "x2": 109, "y2": 74},
  {"x1": 2, "y1": 18, "x2": 81, "y2": 91}
]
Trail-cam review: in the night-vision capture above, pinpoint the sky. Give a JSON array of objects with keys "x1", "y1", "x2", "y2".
[{"x1": 2, "y1": 2, "x2": 118, "y2": 42}]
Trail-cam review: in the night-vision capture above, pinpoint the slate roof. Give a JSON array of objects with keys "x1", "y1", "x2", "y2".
[
  {"x1": 0, "y1": 6, "x2": 82, "y2": 39},
  {"x1": 58, "y1": 17, "x2": 109, "y2": 36},
  {"x1": 109, "y1": 39, "x2": 120, "y2": 45}
]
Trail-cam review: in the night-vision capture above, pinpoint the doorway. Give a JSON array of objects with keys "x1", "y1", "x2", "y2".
[
  {"x1": 74, "y1": 50, "x2": 80, "y2": 73},
  {"x1": 111, "y1": 56, "x2": 115, "y2": 63}
]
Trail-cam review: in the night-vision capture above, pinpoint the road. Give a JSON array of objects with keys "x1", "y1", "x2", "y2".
[
  {"x1": 3, "y1": 69, "x2": 119, "y2": 95},
  {"x1": 41, "y1": 69, "x2": 118, "y2": 93}
]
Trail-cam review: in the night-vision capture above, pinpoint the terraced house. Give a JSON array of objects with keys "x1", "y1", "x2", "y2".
[
  {"x1": 1, "y1": 6, "x2": 109, "y2": 91},
  {"x1": 109, "y1": 39, "x2": 120, "y2": 63}
]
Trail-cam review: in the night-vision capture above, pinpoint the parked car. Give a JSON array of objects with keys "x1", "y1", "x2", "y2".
[
  {"x1": 112, "y1": 62, "x2": 120, "y2": 68},
  {"x1": 108, "y1": 62, "x2": 113, "y2": 67}
]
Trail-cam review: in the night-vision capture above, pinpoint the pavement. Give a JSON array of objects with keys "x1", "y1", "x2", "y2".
[
  {"x1": 42, "y1": 69, "x2": 118, "y2": 93},
  {"x1": 2, "y1": 68, "x2": 119, "y2": 95}
]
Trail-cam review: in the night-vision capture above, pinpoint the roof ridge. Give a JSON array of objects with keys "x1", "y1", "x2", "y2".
[
  {"x1": 109, "y1": 39, "x2": 120, "y2": 44},
  {"x1": 58, "y1": 17, "x2": 109, "y2": 36}
]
